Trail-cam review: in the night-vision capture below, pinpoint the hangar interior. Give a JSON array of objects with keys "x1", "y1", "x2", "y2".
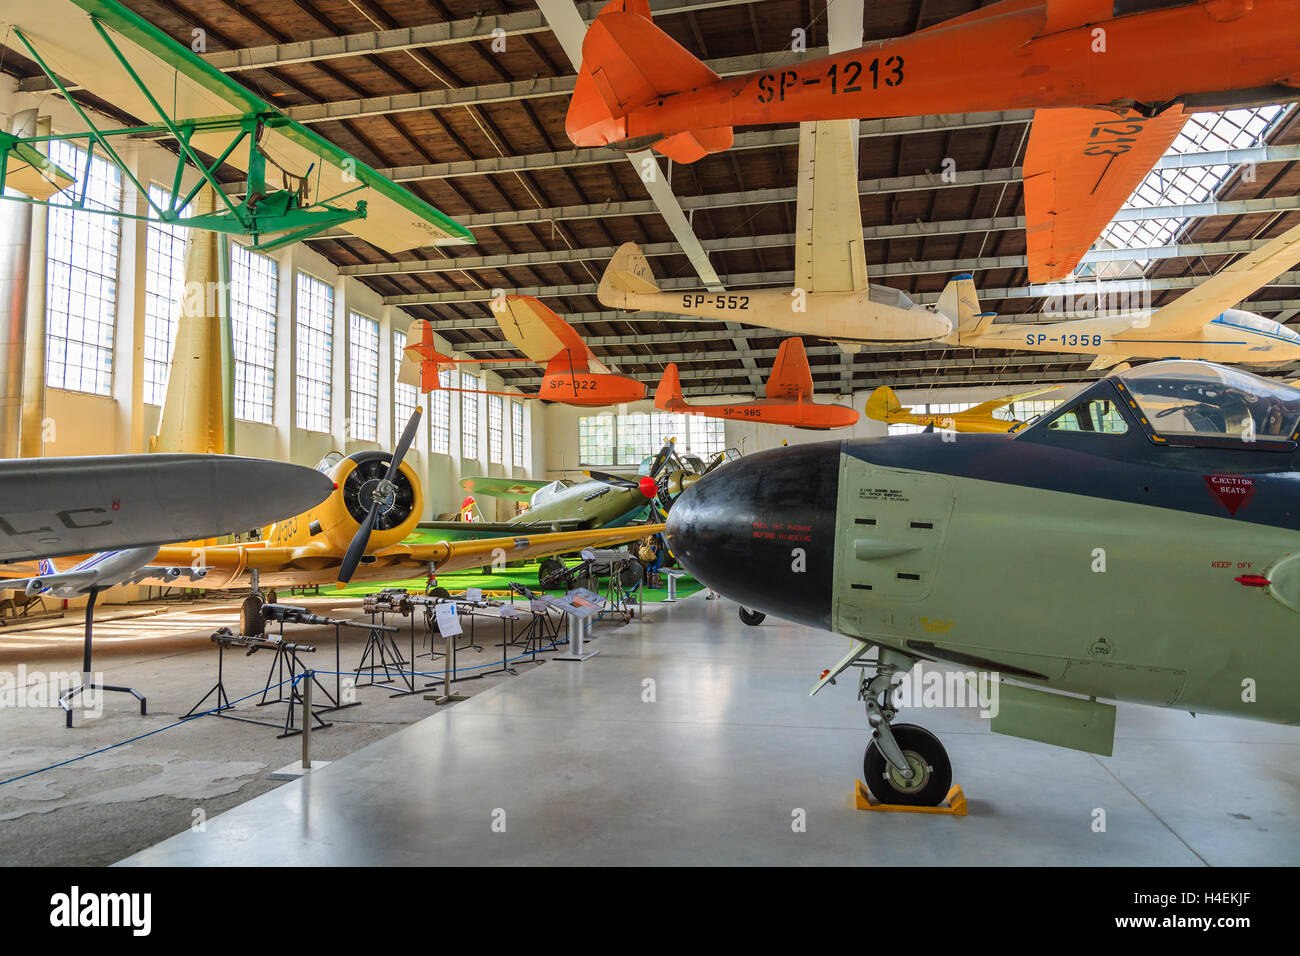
[{"x1": 0, "y1": 0, "x2": 1298, "y2": 867}]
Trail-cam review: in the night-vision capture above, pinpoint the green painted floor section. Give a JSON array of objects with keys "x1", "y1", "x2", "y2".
[{"x1": 324, "y1": 531, "x2": 701, "y2": 602}]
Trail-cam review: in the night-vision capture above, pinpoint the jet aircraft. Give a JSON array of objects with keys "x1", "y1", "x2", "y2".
[
  {"x1": 666, "y1": 360, "x2": 1300, "y2": 805},
  {"x1": 656, "y1": 338, "x2": 859, "y2": 429},
  {"x1": 864, "y1": 385, "x2": 1063, "y2": 434},
  {"x1": 567, "y1": 0, "x2": 1300, "y2": 280}
]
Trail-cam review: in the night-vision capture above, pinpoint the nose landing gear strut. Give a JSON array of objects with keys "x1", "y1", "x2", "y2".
[{"x1": 858, "y1": 649, "x2": 952, "y2": 807}]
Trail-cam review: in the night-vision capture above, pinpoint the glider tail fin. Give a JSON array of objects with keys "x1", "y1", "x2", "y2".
[
  {"x1": 865, "y1": 386, "x2": 903, "y2": 423},
  {"x1": 655, "y1": 363, "x2": 687, "y2": 411},
  {"x1": 566, "y1": 0, "x2": 732, "y2": 163},
  {"x1": 599, "y1": 242, "x2": 659, "y2": 309},
  {"x1": 935, "y1": 274, "x2": 993, "y2": 344}
]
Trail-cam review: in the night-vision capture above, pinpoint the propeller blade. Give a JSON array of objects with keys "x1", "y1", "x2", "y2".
[
  {"x1": 385, "y1": 406, "x2": 423, "y2": 482},
  {"x1": 338, "y1": 406, "x2": 422, "y2": 585},
  {"x1": 338, "y1": 502, "x2": 379, "y2": 584},
  {"x1": 649, "y1": 439, "x2": 675, "y2": 478},
  {"x1": 584, "y1": 469, "x2": 638, "y2": 490}
]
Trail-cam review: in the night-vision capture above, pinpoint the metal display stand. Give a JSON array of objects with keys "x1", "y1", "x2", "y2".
[
  {"x1": 551, "y1": 594, "x2": 602, "y2": 662},
  {"x1": 58, "y1": 586, "x2": 147, "y2": 728},
  {"x1": 661, "y1": 569, "x2": 686, "y2": 602},
  {"x1": 187, "y1": 627, "x2": 334, "y2": 738}
]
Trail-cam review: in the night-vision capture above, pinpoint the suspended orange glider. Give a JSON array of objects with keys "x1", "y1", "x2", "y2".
[
  {"x1": 567, "y1": 0, "x2": 1300, "y2": 281},
  {"x1": 656, "y1": 338, "x2": 858, "y2": 429},
  {"x1": 496, "y1": 295, "x2": 646, "y2": 406},
  {"x1": 399, "y1": 298, "x2": 645, "y2": 406}
]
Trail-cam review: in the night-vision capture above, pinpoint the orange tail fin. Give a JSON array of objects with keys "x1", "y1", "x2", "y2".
[
  {"x1": 567, "y1": 0, "x2": 732, "y2": 163},
  {"x1": 654, "y1": 363, "x2": 687, "y2": 410}
]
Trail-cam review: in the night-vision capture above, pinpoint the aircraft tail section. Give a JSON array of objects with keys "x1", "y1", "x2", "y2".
[
  {"x1": 935, "y1": 274, "x2": 987, "y2": 343},
  {"x1": 566, "y1": 0, "x2": 732, "y2": 162},
  {"x1": 865, "y1": 386, "x2": 904, "y2": 423},
  {"x1": 655, "y1": 363, "x2": 688, "y2": 411},
  {"x1": 599, "y1": 242, "x2": 659, "y2": 309}
]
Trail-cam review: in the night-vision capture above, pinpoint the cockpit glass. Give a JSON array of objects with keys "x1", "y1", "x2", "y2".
[
  {"x1": 314, "y1": 452, "x2": 344, "y2": 473},
  {"x1": 1120, "y1": 360, "x2": 1300, "y2": 443},
  {"x1": 530, "y1": 479, "x2": 572, "y2": 506}
]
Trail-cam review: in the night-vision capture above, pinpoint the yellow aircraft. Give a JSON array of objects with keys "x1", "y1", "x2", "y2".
[
  {"x1": 865, "y1": 385, "x2": 1063, "y2": 434},
  {"x1": 95, "y1": 412, "x2": 658, "y2": 592}
]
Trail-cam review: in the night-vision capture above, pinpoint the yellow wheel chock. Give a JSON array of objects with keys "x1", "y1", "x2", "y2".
[{"x1": 854, "y1": 781, "x2": 967, "y2": 815}]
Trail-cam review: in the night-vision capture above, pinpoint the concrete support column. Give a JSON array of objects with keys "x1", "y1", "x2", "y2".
[{"x1": 0, "y1": 110, "x2": 37, "y2": 457}]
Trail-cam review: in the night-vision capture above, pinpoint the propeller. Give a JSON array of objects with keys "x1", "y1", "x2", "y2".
[
  {"x1": 337, "y1": 406, "x2": 423, "y2": 585},
  {"x1": 585, "y1": 438, "x2": 693, "y2": 514},
  {"x1": 583, "y1": 469, "x2": 660, "y2": 499}
]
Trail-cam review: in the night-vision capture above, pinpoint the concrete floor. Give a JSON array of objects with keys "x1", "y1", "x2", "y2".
[
  {"x1": 0, "y1": 594, "x2": 538, "y2": 865},
  {"x1": 117, "y1": 593, "x2": 1300, "y2": 866}
]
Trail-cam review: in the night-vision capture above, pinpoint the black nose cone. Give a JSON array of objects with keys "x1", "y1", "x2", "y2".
[{"x1": 666, "y1": 441, "x2": 841, "y2": 630}]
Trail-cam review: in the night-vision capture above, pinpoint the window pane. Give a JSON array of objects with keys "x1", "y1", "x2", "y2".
[
  {"x1": 393, "y1": 328, "x2": 420, "y2": 445},
  {"x1": 511, "y1": 400, "x2": 525, "y2": 468},
  {"x1": 45, "y1": 141, "x2": 121, "y2": 396},
  {"x1": 461, "y1": 372, "x2": 479, "y2": 459},
  {"x1": 488, "y1": 394, "x2": 503, "y2": 464},
  {"x1": 230, "y1": 244, "x2": 277, "y2": 424},
  {"x1": 143, "y1": 184, "x2": 190, "y2": 406},
  {"x1": 347, "y1": 312, "x2": 379, "y2": 442},
  {"x1": 578, "y1": 410, "x2": 723, "y2": 465},
  {"x1": 431, "y1": 369, "x2": 452, "y2": 454},
  {"x1": 295, "y1": 273, "x2": 334, "y2": 432}
]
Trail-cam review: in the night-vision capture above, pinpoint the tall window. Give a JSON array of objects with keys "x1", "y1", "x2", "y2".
[
  {"x1": 393, "y1": 328, "x2": 419, "y2": 443},
  {"x1": 45, "y1": 141, "x2": 122, "y2": 395},
  {"x1": 348, "y1": 312, "x2": 379, "y2": 442},
  {"x1": 142, "y1": 185, "x2": 189, "y2": 406},
  {"x1": 295, "y1": 272, "x2": 334, "y2": 432},
  {"x1": 230, "y1": 243, "x2": 277, "y2": 424},
  {"x1": 461, "y1": 372, "x2": 479, "y2": 459},
  {"x1": 488, "y1": 394, "x2": 504, "y2": 464},
  {"x1": 578, "y1": 410, "x2": 724, "y2": 466},
  {"x1": 511, "y1": 400, "x2": 525, "y2": 468},
  {"x1": 431, "y1": 369, "x2": 452, "y2": 454}
]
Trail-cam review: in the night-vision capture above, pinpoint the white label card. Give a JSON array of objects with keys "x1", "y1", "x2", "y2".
[
  {"x1": 434, "y1": 601, "x2": 463, "y2": 637},
  {"x1": 466, "y1": 587, "x2": 482, "y2": 604}
]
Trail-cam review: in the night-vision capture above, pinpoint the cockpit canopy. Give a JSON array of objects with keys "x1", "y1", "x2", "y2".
[
  {"x1": 1119, "y1": 360, "x2": 1300, "y2": 444},
  {"x1": 530, "y1": 478, "x2": 573, "y2": 506}
]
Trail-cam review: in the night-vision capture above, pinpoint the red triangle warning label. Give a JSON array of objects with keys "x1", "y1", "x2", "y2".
[{"x1": 1204, "y1": 474, "x2": 1256, "y2": 515}]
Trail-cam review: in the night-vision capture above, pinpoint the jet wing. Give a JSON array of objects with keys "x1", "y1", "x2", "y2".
[
  {"x1": 1141, "y1": 221, "x2": 1300, "y2": 335},
  {"x1": 765, "y1": 338, "x2": 815, "y2": 401},
  {"x1": 794, "y1": 121, "x2": 868, "y2": 294},
  {"x1": 1022, "y1": 107, "x2": 1186, "y2": 283},
  {"x1": 458, "y1": 476, "x2": 550, "y2": 502},
  {"x1": 497, "y1": 295, "x2": 603, "y2": 371},
  {"x1": 3, "y1": 0, "x2": 472, "y2": 252},
  {"x1": 0, "y1": 569, "x2": 95, "y2": 595}
]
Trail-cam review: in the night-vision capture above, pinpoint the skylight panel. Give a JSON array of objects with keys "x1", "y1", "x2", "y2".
[{"x1": 1080, "y1": 106, "x2": 1290, "y2": 276}]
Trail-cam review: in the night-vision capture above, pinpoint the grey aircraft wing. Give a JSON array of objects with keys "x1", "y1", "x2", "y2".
[{"x1": 0, "y1": 454, "x2": 335, "y2": 563}]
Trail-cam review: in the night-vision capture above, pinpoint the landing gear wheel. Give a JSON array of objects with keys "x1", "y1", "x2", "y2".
[
  {"x1": 539, "y1": 556, "x2": 565, "y2": 588},
  {"x1": 430, "y1": 587, "x2": 451, "y2": 600},
  {"x1": 863, "y1": 723, "x2": 952, "y2": 807},
  {"x1": 266, "y1": 590, "x2": 278, "y2": 606},
  {"x1": 240, "y1": 594, "x2": 266, "y2": 637},
  {"x1": 738, "y1": 607, "x2": 765, "y2": 626}
]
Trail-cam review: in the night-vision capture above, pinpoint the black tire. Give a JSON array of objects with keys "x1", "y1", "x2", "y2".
[
  {"x1": 430, "y1": 587, "x2": 451, "y2": 600},
  {"x1": 241, "y1": 594, "x2": 266, "y2": 637},
  {"x1": 266, "y1": 589, "x2": 278, "y2": 606},
  {"x1": 863, "y1": 724, "x2": 952, "y2": 807},
  {"x1": 738, "y1": 606, "x2": 765, "y2": 626},
  {"x1": 538, "y1": 556, "x2": 565, "y2": 587}
]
